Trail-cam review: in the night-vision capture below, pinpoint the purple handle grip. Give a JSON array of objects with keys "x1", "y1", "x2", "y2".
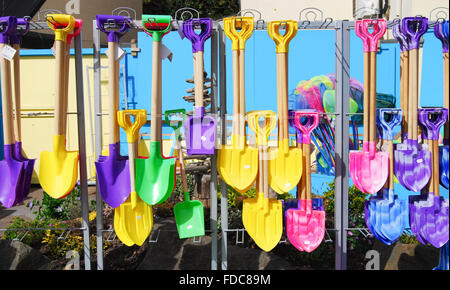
[
  {"x1": 355, "y1": 19, "x2": 387, "y2": 52},
  {"x1": 294, "y1": 110, "x2": 320, "y2": 144},
  {"x1": 418, "y1": 108, "x2": 448, "y2": 141},
  {"x1": 288, "y1": 110, "x2": 303, "y2": 144},
  {"x1": 12, "y1": 17, "x2": 30, "y2": 44},
  {"x1": 392, "y1": 20, "x2": 409, "y2": 52},
  {"x1": 182, "y1": 18, "x2": 212, "y2": 53},
  {"x1": 0, "y1": 16, "x2": 17, "y2": 44},
  {"x1": 96, "y1": 14, "x2": 130, "y2": 43},
  {"x1": 376, "y1": 108, "x2": 402, "y2": 141},
  {"x1": 402, "y1": 17, "x2": 428, "y2": 50},
  {"x1": 434, "y1": 20, "x2": 449, "y2": 53}
]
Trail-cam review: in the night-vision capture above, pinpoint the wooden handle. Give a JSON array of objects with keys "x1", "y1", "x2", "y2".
[
  {"x1": 53, "y1": 40, "x2": 66, "y2": 135},
  {"x1": 239, "y1": 49, "x2": 246, "y2": 137},
  {"x1": 305, "y1": 142, "x2": 312, "y2": 201},
  {"x1": 277, "y1": 53, "x2": 289, "y2": 140},
  {"x1": 12, "y1": 43, "x2": 22, "y2": 143},
  {"x1": 444, "y1": 53, "x2": 449, "y2": 141},
  {"x1": 0, "y1": 43, "x2": 14, "y2": 145},
  {"x1": 297, "y1": 142, "x2": 306, "y2": 200},
  {"x1": 400, "y1": 51, "x2": 409, "y2": 137},
  {"x1": 363, "y1": 52, "x2": 370, "y2": 143},
  {"x1": 262, "y1": 144, "x2": 269, "y2": 199},
  {"x1": 62, "y1": 41, "x2": 70, "y2": 139},
  {"x1": 193, "y1": 51, "x2": 204, "y2": 108},
  {"x1": 409, "y1": 49, "x2": 419, "y2": 141},
  {"x1": 177, "y1": 138, "x2": 189, "y2": 192},
  {"x1": 369, "y1": 51, "x2": 377, "y2": 143},
  {"x1": 433, "y1": 139, "x2": 439, "y2": 196},
  {"x1": 151, "y1": 41, "x2": 162, "y2": 141},
  {"x1": 108, "y1": 41, "x2": 120, "y2": 144},
  {"x1": 232, "y1": 50, "x2": 240, "y2": 138},
  {"x1": 387, "y1": 140, "x2": 394, "y2": 190}
]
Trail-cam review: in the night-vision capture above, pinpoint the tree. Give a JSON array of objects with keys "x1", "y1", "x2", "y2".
[{"x1": 143, "y1": 0, "x2": 240, "y2": 20}]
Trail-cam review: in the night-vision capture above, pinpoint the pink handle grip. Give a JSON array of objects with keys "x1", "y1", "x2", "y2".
[
  {"x1": 294, "y1": 110, "x2": 319, "y2": 144},
  {"x1": 355, "y1": 19, "x2": 387, "y2": 52}
]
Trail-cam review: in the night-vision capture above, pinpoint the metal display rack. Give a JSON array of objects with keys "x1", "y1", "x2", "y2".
[
  {"x1": 91, "y1": 9, "x2": 444, "y2": 270},
  {"x1": 0, "y1": 13, "x2": 91, "y2": 270},
  {"x1": 2, "y1": 7, "x2": 445, "y2": 271}
]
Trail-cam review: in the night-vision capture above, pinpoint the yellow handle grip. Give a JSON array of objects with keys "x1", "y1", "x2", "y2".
[
  {"x1": 117, "y1": 109, "x2": 148, "y2": 143},
  {"x1": 268, "y1": 20, "x2": 298, "y2": 53},
  {"x1": 247, "y1": 110, "x2": 277, "y2": 146},
  {"x1": 223, "y1": 17, "x2": 254, "y2": 50},
  {"x1": 46, "y1": 14, "x2": 76, "y2": 43}
]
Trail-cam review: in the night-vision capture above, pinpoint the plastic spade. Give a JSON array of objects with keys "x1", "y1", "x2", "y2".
[
  {"x1": 243, "y1": 110, "x2": 282, "y2": 252},
  {"x1": 182, "y1": 18, "x2": 216, "y2": 155},
  {"x1": 416, "y1": 108, "x2": 449, "y2": 248},
  {"x1": 394, "y1": 17, "x2": 431, "y2": 192},
  {"x1": 0, "y1": 16, "x2": 24, "y2": 208},
  {"x1": 367, "y1": 109, "x2": 408, "y2": 245},
  {"x1": 38, "y1": 14, "x2": 78, "y2": 199},
  {"x1": 135, "y1": 15, "x2": 176, "y2": 205},
  {"x1": 8, "y1": 17, "x2": 35, "y2": 205},
  {"x1": 166, "y1": 109, "x2": 206, "y2": 239},
  {"x1": 434, "y1": 20, "x2": 449, "y2": 189},
  {"x1": 95, "y1": 15, "x2": 132, "y2": 208},
  {"x1": 267, "y1": 20, "x2": 302, "y2": 194},
  {"x1": 217, "y1": 17, "x2": 258, "y2": 193},
  {"x1": 434, "y1": 241, "x2": 449, "y2": 270},
  {"x1": 350, "y1": 19, "x2": 389, "y2": 195},
  {"x1": 115, "y1": 109, "x2": 153, "y2": 246}
]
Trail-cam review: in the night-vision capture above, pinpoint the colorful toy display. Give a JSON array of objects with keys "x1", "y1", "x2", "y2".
[{"x1": 0, "y1": 12, "x2": 448, "y2": 263}]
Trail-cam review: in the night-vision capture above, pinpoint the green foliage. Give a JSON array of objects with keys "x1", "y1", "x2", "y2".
[
  {"x1": 2, "y1": 217, "x2": 58, "y2": 247},
  {"x1": 143, "y1": 0, "x2": 240, "y2": 20},
  {"x1": 29, "y1": 185, "x2": 96, "y2": 222}
]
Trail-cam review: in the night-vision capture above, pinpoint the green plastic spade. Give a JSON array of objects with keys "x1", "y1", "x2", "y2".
[
  {"x1": 165, "y1": 109, "x2": 205, "y2": 239},
  {"x1": 135, "y1": 15, "x2": 176, "y2": 205}
]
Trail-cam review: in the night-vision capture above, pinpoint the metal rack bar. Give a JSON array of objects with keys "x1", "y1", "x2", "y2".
[
  {"x1": 92, "y1": 19, "x2": 104, "y2": 271},
  {"x1": 334, "y1": 20, "x2": 350, "y2": 270}
]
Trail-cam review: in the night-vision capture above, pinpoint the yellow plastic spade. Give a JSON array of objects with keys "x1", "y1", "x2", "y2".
[
  {"x1": 39, "y1": 14, "x2": 78, "y2": 198},
  {"x1": 243, "y1": 110, "x2": 283, "y2": 252},
  {"x1": 267, "y1": 20, "x2": 302, "y2": 194},
  {"x1": 217, "y1": 17, "x2": 258, "y2": 193},
  {"x1": 115, "y1": 109, "x2": 153, "y2": 246}
]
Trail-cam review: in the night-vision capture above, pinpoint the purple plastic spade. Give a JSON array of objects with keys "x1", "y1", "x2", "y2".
[
  {"x1": 11, "y1": 18, "x2": 35, "y2": 205},
  {"x1": 415, "y1": 108, "x2": 449, "y2": 248},
  {"x1": 0, "y1": 16, "x2": 25, "y2": 208},
  {"x1": 182, "y1": 18, "x2": 216, "y2": 155},
  {"x1": 94, "y1": 15, "x2": 132, "y2": 207},
  {"x1": 365, "y1": 109, "x2": 408, "y2": 245},
  {"x1": 394, "y1": 17, "x2": 431, "y2": 193}
]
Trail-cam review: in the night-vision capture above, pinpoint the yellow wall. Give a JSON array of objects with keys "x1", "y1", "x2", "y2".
[
  {"x1": 18, "y1": 51, "x2": 176, "y2": 185},
  {"x1": 18, "y1": 52, "x2": 108, "y2": 183}
]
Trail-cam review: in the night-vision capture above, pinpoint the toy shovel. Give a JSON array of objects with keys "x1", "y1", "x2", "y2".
[
  {"x1": 135, "y1": 15, "x2": 176, "y2": 205},
  {"x1": 0, "y1": 16, "x2": 24, "y2": 208},
  {"x1": 415, "y1": 108, "x2": 449, "y2": 248},
  {"x1": 267, "y1": 20, "x2": 303, "y2": 194},
  {"x1": 435, "y1": 20, "x2": 449, "y2": 189},
  {"x1": 394, "y1": 17, "x2": 431, "y2": 192},
  {"x1": 243, "y1": 110, "x2": 282, "y2": 252},
  {"x1": 217, "y1": 17, "x2": 258, "y2": 193},
  {"x1": 182, "y1": 18, "x2": 216, "y2": 155},
  {"x1": 286, "y1": 111, "x2": 325, "y2": 252},
  {"x1": 9, "y1": 17, "x2": 35, "y2": 205},
  {"x1": 367, "y1": 109, "x2": 408, "y2": 245},
  {"x1": 38, "y1": 14, "x2": 78, "y2": 199},
  {"x1": 94, "y1": 15, "x2": 132, "y2": 208},
  {"x1": 350, "y1": 19, "x2": 389, "y2": 195},
  {"x1": 115, "y1": 109, "x2": 153, "y2": 246},
  {"x1": 166, "y1": 110, "x2": 206, "y2": 239}
]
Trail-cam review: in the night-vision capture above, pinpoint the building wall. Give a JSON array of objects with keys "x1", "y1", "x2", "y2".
[{"x1": 30, "y1": 0, "x2": 142, "y2": 47}]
